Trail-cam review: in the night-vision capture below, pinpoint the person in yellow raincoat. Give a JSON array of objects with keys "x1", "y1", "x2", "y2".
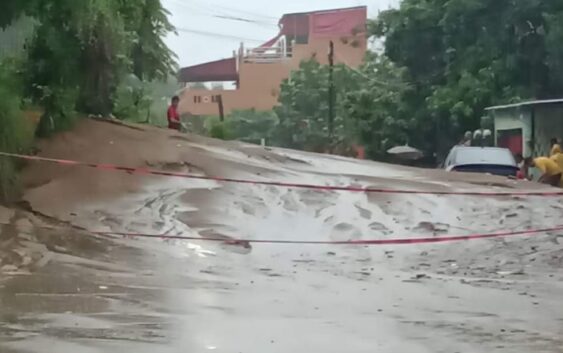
[
  {"x1": 525, "y1": 156, "x2": 563, "y2": 187},
  {"x1": 550, "y1": 142, "x2": 563, "y2": 187}
]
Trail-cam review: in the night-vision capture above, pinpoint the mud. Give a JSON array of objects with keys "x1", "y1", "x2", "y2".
[{"x1": 1, "y1": 119, "x2": 562, "y2": 352}]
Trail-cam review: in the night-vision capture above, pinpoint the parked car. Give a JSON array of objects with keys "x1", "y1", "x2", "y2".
[{"x1": 443, "y1": 146, "x2": 519, "y2": 177}]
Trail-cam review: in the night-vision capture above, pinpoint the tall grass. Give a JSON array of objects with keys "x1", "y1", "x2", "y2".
[{"x1": 0, "y1": 60, "x2": 33, "y2": 202}]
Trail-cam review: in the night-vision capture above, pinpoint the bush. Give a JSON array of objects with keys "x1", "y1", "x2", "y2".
[
  {"x1": 0, "y1": 61, "x2": 33, "y2": 202},
  {"x1": 209, "y1": 119, "x2": 231, "y2": 140},
  {"x1": 113, "y1": 84, "x2": 152, "y2": 123},
  {"x1": 225, "y1": 109, "x2": 278, "y2": 144},
  {"x1": 35, "y1": 85, "x2": 79, "y2": 137}
]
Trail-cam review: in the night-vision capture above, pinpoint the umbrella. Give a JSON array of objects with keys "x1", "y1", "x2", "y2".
[{"x1": 387, "y1": 145, "x2": 424, "y2": 160}]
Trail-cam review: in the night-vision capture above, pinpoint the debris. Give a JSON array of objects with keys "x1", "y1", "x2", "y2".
[
  {"x1": 1, "y1": 265, "x2": 18, "y2": 272},
  {"x1": 496, "y1": 270, "x2": 525, "y2": 276},
  {"x1": 21, "y1": 256, "x2": 33, "y2": 267}
]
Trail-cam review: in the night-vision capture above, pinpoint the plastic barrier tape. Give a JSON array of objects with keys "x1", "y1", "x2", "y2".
[
  {"x1": 2, "y1": 151, "x2": 562, "y2": 197},
  {"x1": 91, "y1": 225, "x2": 563, "y2": 246}
]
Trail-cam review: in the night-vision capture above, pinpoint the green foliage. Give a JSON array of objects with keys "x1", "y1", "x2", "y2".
[
  {"x1": 12, "y1": 0, "x2": 177, "y2": 134},
  {"x1": 271, "y1": 57, "x2": 412, "y2": 158},
  {"x1": 273, "y1": 60, "x2": 360, "y2": 152},
  {"x1": 225, "y1": 110, "x2": 278, "y2": 144},
  {"x1": 114, "y1": 75, "x2": 181, "y2": 124},
  {"x1": 371, "y1": 0, "x2": 563, "y2": 157},
  {"x1": 0, "y1": 60, "x2": 33, "y2": 201},
  {"x1": 209, "y1": 119, "x2": 231, "y2": 140},
  {"x1": 342, "y1": 53, "x2": 412, "y2": 159},
  {"x1": 0, "y1": 0, "x2": 177, "y2": 198},
  {"x1": 0, "y1": 17, "x2": 35, "y2": 60},
  {"x1": 0, "y1": 0, "x2": 35, "y2": 29},
  {"x1": 113, "y1": 74, "x2": 153, "y2": 122},
  {"x1": 34, "y1": 85, "x2": 80, "y2": 137}
]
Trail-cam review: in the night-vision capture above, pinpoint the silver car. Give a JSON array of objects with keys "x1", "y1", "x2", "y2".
[{"x1": 443, "y1": 146, "x2": 519, "y2": 177}]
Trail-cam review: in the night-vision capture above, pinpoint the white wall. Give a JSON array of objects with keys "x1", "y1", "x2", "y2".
[
  {"x1": 534, "y1": 105, "x2": 563, "y2": 157},
  {"x1": 493, "y1": 107, "x2": 532, "y2": 157}
]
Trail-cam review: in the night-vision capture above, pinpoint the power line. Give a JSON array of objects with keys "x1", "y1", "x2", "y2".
[
  {"x1": 168, "y1": 0, "x2": 278, "y2": 27},
  {"x1": 213, "y1": 14, "x2": 277, "y2": 27},
  {"x1": 334, "y1": 52, "x2": 411, "y2": 89},
  {"x1": 175, "y1": 26, "x2": 266, "y2": 42},
  {"x1": 186, "y1": 0, "x2": 279, "y2": 21}
]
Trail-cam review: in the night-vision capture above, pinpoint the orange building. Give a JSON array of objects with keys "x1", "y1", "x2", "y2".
[{"x1": 177, "y1": 6, "x2": 368, "y2": 116}]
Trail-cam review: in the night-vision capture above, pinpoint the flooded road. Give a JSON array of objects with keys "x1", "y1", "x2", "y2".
[{"x1": 1, "y1": 121, "x2": 563, "y2": 353}]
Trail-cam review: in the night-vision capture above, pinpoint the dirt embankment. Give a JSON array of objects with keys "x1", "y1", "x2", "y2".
[
  {"x1": 0, "y1": 118, "x2": 321, "y2": 272},
  {"x1": 1, "y1": 117, "x2": 559, "y2": 275}
]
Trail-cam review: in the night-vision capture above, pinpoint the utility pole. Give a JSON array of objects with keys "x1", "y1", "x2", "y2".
[
  {"x1": 217, "y1": 94, "x2": 225, "y2": 122},
  {"x1": 328, "y1": 40, "x2": 335, "y2": 141}
]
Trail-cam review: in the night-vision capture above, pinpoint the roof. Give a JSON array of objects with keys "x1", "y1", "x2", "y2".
[
  {"x1": 279, "y1": 6, "x2": 367, "y2": 38},
  {"x1": 178, "y1": 57, "x2": 238, "y2": 83},
  {"x1": 280, "y1": 6, "x2": 367, "y2": 20},
  {"x1": 485, "y1": 98, "x2": 563, "y2": 111}
]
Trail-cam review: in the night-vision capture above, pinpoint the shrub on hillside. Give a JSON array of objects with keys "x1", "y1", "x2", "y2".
[{"x1": 0, "y1": 60, "x2": 33, "y2": 201}]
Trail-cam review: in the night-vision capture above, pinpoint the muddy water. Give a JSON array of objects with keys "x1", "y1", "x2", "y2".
[{"x1": 2, "y1": 149, "x2": 563, "y2": 353}]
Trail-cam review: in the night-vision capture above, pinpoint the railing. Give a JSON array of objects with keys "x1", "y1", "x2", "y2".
[{"x1": 243, "y1": 42, "x2": 293, "y2": 63}]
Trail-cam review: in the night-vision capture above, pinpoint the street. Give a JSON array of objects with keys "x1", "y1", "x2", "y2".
[{"x1": 1, "y1": 120, "x2": 562, "y2": 353}]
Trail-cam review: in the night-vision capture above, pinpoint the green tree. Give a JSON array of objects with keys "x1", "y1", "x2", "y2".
[
  {"x1": 0, "y1": 59, "x2": 33, "y2": 201},
  {"x1": 0, "y1": 0, "x2": 177, "y2": 200},
  {"x1": 343, "y1": 53, "x2": 412, "y2": 159},
  {"x1": 225, "y1": 109, "x2": 278, "y2": 144},
  {"x1": 273, "y1": 60, "x2": 360, "y2": 152},
  {"x1": 371, "y1": 0, "x2": 563, "y2": 157},
  {"x1": 119, "y1": 0, "x2": 177, "y2": 82},
  {"x1": 6, "y1": 0, "x2": 177, "y2": 135}
]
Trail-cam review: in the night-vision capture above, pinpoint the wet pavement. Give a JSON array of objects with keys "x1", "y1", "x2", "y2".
[{"x1": 1, "y1": 134, "x2": 563, "y2": 352}]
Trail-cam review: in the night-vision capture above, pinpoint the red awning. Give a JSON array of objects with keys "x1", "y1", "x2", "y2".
[
  {"x1": 178, "y1": 58, "x2": 238, "y2": 83},
  {"x1": 259, "y1": 33, "x2": 282, "y2": 48}
]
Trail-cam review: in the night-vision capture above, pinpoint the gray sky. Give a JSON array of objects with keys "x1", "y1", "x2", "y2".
[{"x1": 162, "y1": 0, "x2": 399, "y2": 68}]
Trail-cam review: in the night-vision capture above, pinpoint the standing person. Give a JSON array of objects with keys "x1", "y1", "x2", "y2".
[
  {"x1": 458, "y1": 131, "x2": 472, "y2": 146},
  {"x1": 550, "y1": 137, "x2": 561, "y2": 156},
  {"x1": 524, "y1": 156, "x2": 562, "y2": 187},
  {"x1": 167, "y1": 96, "x2": 181, "y2": 131}
]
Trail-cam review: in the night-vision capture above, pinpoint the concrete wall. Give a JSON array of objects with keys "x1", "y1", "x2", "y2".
[
  {"x1": 178, "y1": 33, "x2": 366, "y2": 116},
  {"x1": 533, "y1": 105, "x2": 563, "y2": 156}
]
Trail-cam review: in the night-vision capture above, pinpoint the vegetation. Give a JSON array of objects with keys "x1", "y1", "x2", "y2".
[
  {"x1": 0, "y1": 0, "x2": 176, "y2": 201},
  {"x1": 202, "y1": 110, "x2": 278, "y2": 144},
  {"x1": 3, "y1": 0, "x2": 563, "y2": 198},
  {"x1": 260, "y1": 0, "x2": 563, "y2": 160},
  {"x1": 0, "y1": 60, "x2": 33, "y2": 201},
  {"x1": 272, "y1": 60, "x2": 360, "y2": 152},
  {"x1": 370, "y1": 0, "x2": 563, "y2": 158}
]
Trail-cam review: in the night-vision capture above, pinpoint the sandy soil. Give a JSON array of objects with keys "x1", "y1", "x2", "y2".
[{"x1": 0, "y1": 118, "x2": 562, "y2": 353}]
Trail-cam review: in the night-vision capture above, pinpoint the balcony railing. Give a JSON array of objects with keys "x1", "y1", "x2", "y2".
[{"x1": 243, "y1": 45, "x2": 292, "y2": 63}]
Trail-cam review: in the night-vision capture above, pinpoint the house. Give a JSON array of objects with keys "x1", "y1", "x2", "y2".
[
  {"x1": 485, "y1": 99, "x2": 563, "y2": 158},
  {"x1": 177, "y1": 6, "x2": 368, "y2": 117}
]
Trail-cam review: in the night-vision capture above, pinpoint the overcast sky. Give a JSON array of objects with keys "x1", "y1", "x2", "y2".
[{"x1": 162, "y1": 0, "x2": 399, "y2": 68}]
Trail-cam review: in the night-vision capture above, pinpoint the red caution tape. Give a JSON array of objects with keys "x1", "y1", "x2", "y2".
[
  {"x1": 2, "y1": 151, "x2": 562, "y2": 196},
  {"x1": 92, "y1": 225, "x2": 563, "y2": 246}
]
